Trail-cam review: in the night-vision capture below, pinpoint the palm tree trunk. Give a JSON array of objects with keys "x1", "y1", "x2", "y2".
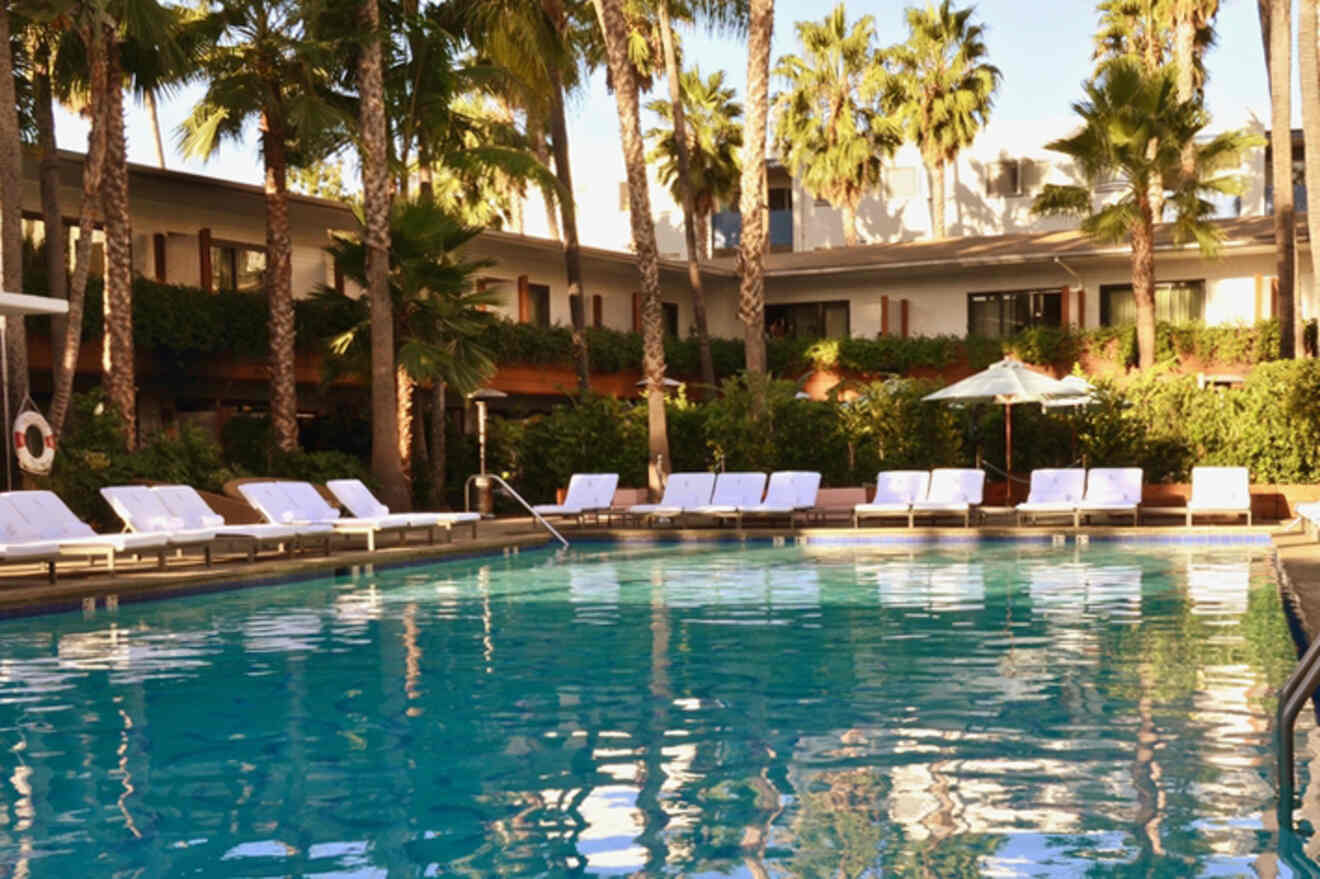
[
  {"x1": 738, "y1": 0, "x2": 774, "y2": 376},
  {"x1": 397, "y1": 365, "x2": 413, "y2": 486},
  {"x1": 360, "y1": 0, "x2": 409, "y2": 510},
  {"x1": 35, "y1": 49, "x2": 67, "y2": 370},
  {"x1": 1269, "y1": 0, "x2": 1297, "y2": 358},
  {"x1": 592, "y1": 0, "x2": 670, "y2": 496},
  {"x1": 534, "y1": 127, "x2": 561, "y2": 240},
  {"x1": 1302, "y1": 0, "x2": 1320, "y2": 358},
  {"x1": 429, "y1": 381, "x2": 447, "y2": 508},
  {"x1": 0, "y1": 9, "x2": 27, "y2": 424},
  {"x1": 928, "y1": 158, "x2": 946, "y2": 238},
  {"x1": 548, "y1": 67, "x2": 591, "y2": 392},
  {"x1": 657, "y1": 2, "x2": 715, "y2": 392},
  {"x1": 842, "y1": 202, "x2": 858, "y2": 247},
  {"x1": 145, "y1": 89, "x2": 166, "y2": 169},
  {"x1": 101, "y1": 37, "x2": 135, "y2": 448},
  {"x1": 1132, "y1": 195, "x2": 1158, "y2": 370},
  {"x1": 1174, "y1": 12, "x2": 1197, "y2": 102},
  {"x1": 50, "y1": 22, "x2": 109, "y2": 438},
  {"x1": 695, "y1": 211, "x2": 711, "y2": 260},
  {"x1": 262, "y1": 112, "x2": 298, "y2": 451}
]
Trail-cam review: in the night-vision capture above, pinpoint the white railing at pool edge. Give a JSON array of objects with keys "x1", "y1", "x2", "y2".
[
  {"x1": 464, "y1": 473, "x2": 570, "y2": 549},
  {"x1": 1276, "y1": 625, "x2": 1320, "y2": 854}
]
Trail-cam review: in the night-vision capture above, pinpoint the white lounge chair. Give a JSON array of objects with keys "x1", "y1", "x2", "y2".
[
  {"x1": 853, "y1": 471, "x2": 930, "y2": 527},
  {"x1": 726, "y1": 471, "x2": 821, "y2": 528},
  {"x1": 327, "y1": 478, "x2": 480, "y2": 539},
  {"x1": 910, "y1": 469, "x2": 985, "y2": 527},
  {"x1": 627, "y1": 472, "x2": 716, "y2": 525},
  {"x1": 239, "y1": 481, "x2": 409, "y2": 552},
  {"x1": 1015, "y1": 469, "x2": 1086, "y2": 525},
  {"x1": 1076, "y1": 468, "x2": 1143, "y2": 526},
  {"x1": 101, "y1": 485, "x2": 223, "y2": 564},
  {"x1": 685, "y1": 472, "x2": 767, "y2": 524},
  {"x1": 531, "y1": 473, "x2": 620, "y2": 524},
  {"x1": 0, "y1": 496, "x2": 63, "y2": 582},
  {"x1": 1186, "y1": 466, "x2": 1252, "y2": 526},
  {"x1": 5, "y1": 490, "x2": 174, "y2": 572},
  {"x1": 153, "y1": 485, "x2": 316, "y2": 557}
]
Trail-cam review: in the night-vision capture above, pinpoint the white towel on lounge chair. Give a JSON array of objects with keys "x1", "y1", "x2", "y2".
[
  {"x1": 101, "y1": 485, "x2": 218, "y2": 544},
  {"x1": 239, "y1": 481, "x2": 407, "y2": 551},
  {"x1": 327, "y1": 478, "x2": 480, "y2": 529},
  {"x1": 1016, "y1": 469, "x2": 1086, "y2": 522},
  {"x1": 854, "y1": 471, "x2": 930, "y2": 524},
  {"x1": 734, "y1": 471, "x2": 821, "y2": 523},
  {"x1": 5, "y1": 490, "x2": 173, "y2": 554},
  {"x1": 687, "y1": 472, "x2": 767, "y2": 516},
  {"x1": 628, "y1": 472, "x2": 716, "y2": 518},
  {"x1": 532, "y1": 473, "x2": 620, "y2": 517},
  {"x1": 1077, "y1": 468, "x2": 1143, "y2": 524},
  {"x1": 911, "y1": 469, "x2": 985, "y2": 526},
  {"x1": 153, "y1": 485, "x2": 307, "y2": 541},
  {"x1": 1186, "y1": 466, "x2": 1251, "y2": 525}
]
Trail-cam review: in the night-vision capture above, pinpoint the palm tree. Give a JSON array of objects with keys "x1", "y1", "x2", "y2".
[
  {"x1": 0, "y1": 7, "x2": 27, "y2": 419},
  {"x1": 182, "y1": 0, "x2": 338, "y2": 454},
  {"x1": 646, "y1": 67, "x2": 742, "y2": 261},
  {"x1": 101, "y1": 23, "x2": 136, "y2": 447},
  {"x1": 317, "y1": 201, "x2": 500, "y2": 507},
  {"x1": 772, "y1": 5, "x2": 900, "y2": 247},
  {"x1": 48, "y1": 8, "x2": 110, "y2": 439},
  {"x1": 739, "y1": 0, "x2": 773, "y2": 375},
  {"x1": 888, "y1": 0, "x2": 1001, "y2": 240},
  {"x1": 1092, "y1": 0, "x2": 1219, "y2": 101},
  {"x1": 356, "y1": 0, "x2": 408, "y2": 510},
  {"x1": 27, "y1": 23, "x2": 69, "y2": 372},
  {"x1": 1032, "y1": 62, "x2": 1257, "y2": 369},
  {"x1": 459, "y1": 0, "x2": 597, "y2": 393},
  {"x1": 1300, "y1": 0, "x2": 1320, "y2": 360},
  {"x1": 1264, "y1": 0, "x2": 1297, "y2": 357},
  {"x1": 591, "y1": 0, "x2": 670, "y2": 496}
]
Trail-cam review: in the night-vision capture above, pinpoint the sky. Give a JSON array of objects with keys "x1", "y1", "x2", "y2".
[{"x1": 51, "y1": 0, "x2": 1278, "y2": 244}]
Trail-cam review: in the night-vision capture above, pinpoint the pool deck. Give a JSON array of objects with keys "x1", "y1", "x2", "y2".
[{"x1": 0, "y1": 506, "x2": 1303, "y2": 620}]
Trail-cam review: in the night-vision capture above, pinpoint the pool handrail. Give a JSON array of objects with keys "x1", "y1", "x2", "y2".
[
  {"x1": 1277, "y1": 630, "x2": 1320, "y2": 832},
  {"x1": 464, "y1": 473, "x2": 569, "y2": 549}
]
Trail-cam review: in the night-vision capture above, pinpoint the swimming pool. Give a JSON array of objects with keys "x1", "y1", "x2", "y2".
[{"x1": 0, "y1": 540, "x2": 1301, "y2": 876}]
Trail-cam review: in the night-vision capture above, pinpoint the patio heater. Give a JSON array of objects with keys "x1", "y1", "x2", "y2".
[
  {"x1": 467, "y1": 387, "x2": 507, "y2": 515},
  {"x1": 0, "y1": 292, "x2": 70, "y2": 490}
]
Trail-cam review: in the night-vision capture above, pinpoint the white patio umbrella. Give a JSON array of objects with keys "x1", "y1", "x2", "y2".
[
  {"x1": 1040, "y1": 375, "x2": 1096, "y2": 409},
  {"x1": 922, "y1": 357, "x2": 1077, "y2": 476}
]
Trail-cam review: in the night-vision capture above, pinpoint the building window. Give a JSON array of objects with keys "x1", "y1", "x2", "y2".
[
  {"x1": 986, "y1": 159, "x2": 1022, "y2": 197},
  {"x1": 527, "y1": 282, "x2": 550, "y2": 328},
  {"x1": 766, "y1": 300, "x2": 849, "y2": 339},
  {"x1": 211, "y1": 242, "x2": 266, "y2": 292},
  {"x1": 1100, "y1": 281, "x2": 1205, "y2": 325},
  {"x1": 768, "y1": 186, "x2": 793, "y2": 251},
  {"x1": 967, "y1": 289, "x2": 1062, "y2": 338},
  {"x1": 662, "y1": 302, "x2": 679, "y2": 337}
]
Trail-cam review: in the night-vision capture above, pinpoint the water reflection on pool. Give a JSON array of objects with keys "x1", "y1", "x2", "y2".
[{"x1": 0, "y1": 541, "x2": 1303, "y2": 877}]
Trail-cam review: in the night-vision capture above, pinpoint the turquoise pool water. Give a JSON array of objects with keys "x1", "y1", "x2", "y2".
[{"x1": 0, "y1": 541, "x2": 1301, "y2": 877}]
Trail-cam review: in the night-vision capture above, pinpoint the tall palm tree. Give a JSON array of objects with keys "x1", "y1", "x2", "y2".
[
  {"x1": 358, "y1": 0, "x2": 408, "y2": 510},
  {"x1": 888, "y1": 0, "x2": 1001, "y2": 240},
  {"x1": 49, "y1": 8, "x2": 110, "y2": 439},
  {"x1": 1300, "y1": 0, "x2": 1320, "y2": 360},
  {"x1": 646, "y1": 67, "x2": 742, "y2": 261},
  {"x1": 101, "y1": 24, "x2": 136, "y2": 447},
  {"x1": 28, "y1": 25, "x2": 68, "y2": 371},
  {"x1": 591, "y1": 0, "x2": 670, "y2": 495},
  {"x1": 182, "y1": 0, "x2": 340, "y2": 453},
  {"x1": 1092, "y1": 0, "x2": 1219, "y2": 101},
  {"x1": 739, "y1": 0, "x2": 773, "y2": 376},
  {"x1": 772, "y1": 5, "x2": 900, "y2": 247},
  {"x1": 1264, "y1": 0, "x2": 1297, "y2": 357},
  {"x1": 0, "y1": 6, "x2": 28, "y2": 421},
  {"x1": 1032, "y1": 62, "x2": 1257, "y2": 369}
]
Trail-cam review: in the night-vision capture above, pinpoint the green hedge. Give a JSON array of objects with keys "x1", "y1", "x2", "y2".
[
  {"x1": 491, "y1": 359, "x2": 1320, "y2": 501},
  {"x1": 21, "y1": 276, "x2": 1294, "y2": 378}
]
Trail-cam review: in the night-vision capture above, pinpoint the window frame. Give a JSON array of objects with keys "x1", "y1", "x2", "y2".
[
  {"x1": 209, "y1": 238, "x2": 267, "y2": 293},
  {"x1": 1098, "y1": 279, "x2": 1206, "y2": 326},
  {"x1": 966, "y1": 288, "x2": 1064, "y2": 338},
  {"x1": 765, "y1": 299, "x2": 850, "y2": 340}
]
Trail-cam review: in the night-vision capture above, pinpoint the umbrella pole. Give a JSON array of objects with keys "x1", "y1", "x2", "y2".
[{"x1": 1005, "y1": 403, "x2": 1013, "y2": 503}]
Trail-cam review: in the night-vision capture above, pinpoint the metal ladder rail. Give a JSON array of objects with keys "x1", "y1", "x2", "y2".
[
  {"x1": 1277, "y1": 631, "x2": 1320, "y2": 829},
  {"x1": 464, "y1": 473, "x2": 570, "y2": 549}
]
